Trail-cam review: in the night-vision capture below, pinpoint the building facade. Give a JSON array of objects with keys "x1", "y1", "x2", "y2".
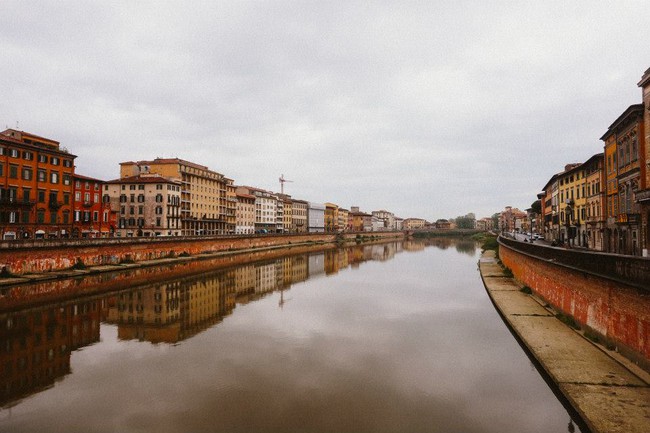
[
  {"x1": 636, "y1": 68, "x2": 650, "y2": 257},
  {"x1": 235, "y1": 192, "x2": 255, "y2": 234},
  {"x1": 120, "y1": 159, "x2": 234, "y2": 236},
  {"x1": 291, "y1": 199, "x2": 308, "y2": 233},
  {"x1": 0, "y1": 129, "x2": 76, "y2": 239},
  {"x1": 72, "y1": 174, "x2": 112, "y2": 238},
  {"x1": 601, "y1": 105, "x2": 644, "y2": 255},
  {"x1": 584, "y1": 154, "x2": 605, "y2": 251},
  {"x1": 105, "y1": 174, "x2": 182, "y2": 237},
  {"x1": 307, "y1": 202, "x2": 325, "y2": 233}
]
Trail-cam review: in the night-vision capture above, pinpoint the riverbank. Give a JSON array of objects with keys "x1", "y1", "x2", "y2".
[
  {"x1": 0, "y1": 233, "x2": 404, "y2": 290},
  {"x1": 0, "y1": 231, "x2": 406, "y2": 277},
  {"x1": 479, "y1": 249, "x2": 650, "y2": 433}
]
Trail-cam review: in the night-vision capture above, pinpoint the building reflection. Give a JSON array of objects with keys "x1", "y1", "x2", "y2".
[
  {"x1": 0, "y1": 240, "x2": 425, "y2": 407},
  {"x1": 0, "y1": 298, "x2": 103, "y2": 407}
]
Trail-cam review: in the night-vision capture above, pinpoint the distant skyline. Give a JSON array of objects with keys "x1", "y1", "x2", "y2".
[{"x1": 2, "y1": 1, "x2": 649, "y2": 220}]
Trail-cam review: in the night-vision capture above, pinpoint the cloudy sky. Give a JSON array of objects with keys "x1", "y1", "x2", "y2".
[{"x1": 1, "y1": 1, "x2": 649, "y2": 220}]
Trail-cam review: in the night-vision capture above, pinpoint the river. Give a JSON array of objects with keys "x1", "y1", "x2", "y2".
[{"x1": 0, "y1": 238, "x2": 582, "y2": 433}]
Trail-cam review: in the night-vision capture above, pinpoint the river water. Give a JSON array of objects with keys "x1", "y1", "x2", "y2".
[{"x1": 0, "y1": 239, "x2": 582, "y2": 433}]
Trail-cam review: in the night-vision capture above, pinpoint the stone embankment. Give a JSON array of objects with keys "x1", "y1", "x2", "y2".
[
  {"x1": 479, "y1": 249, "x2": 650, "y2": 433},
  {"x1": 0, "y1": 232, "x2": 405, "y2": 286}
]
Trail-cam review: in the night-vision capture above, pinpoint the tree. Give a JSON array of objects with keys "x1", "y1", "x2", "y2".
[{"x1": 530, "y1": 200, "x2": 542, "y2": 215}]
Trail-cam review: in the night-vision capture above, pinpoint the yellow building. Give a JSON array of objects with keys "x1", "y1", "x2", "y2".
[
  {"x1": 324, "y1": 202, "x2": 339, "y2": 232},
  {"x1": 120, "y1": 158, "x2": 235, "y2": 236},
  {"x1": 556, "y1": 163, "x2": 587, "y2": 246},
  {"x1": 337, "y1": 208, "x2": 349, "y2": 232}
]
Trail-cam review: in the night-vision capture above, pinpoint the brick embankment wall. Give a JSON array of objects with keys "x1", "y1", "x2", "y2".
[
  {"x1": 0, "y1": 231, "x2": 405, "y2": 275},
  {"x1": 0, "y1": 242, "x2": 339, "y2": 312},
  {"x1": 498, "y1": 238, "x2": 650, "y2": 369}
]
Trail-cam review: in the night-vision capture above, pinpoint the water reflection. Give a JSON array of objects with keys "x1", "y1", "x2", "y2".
[
  {"x1": 0, "y1": 241, "x2": 406, "y2": 406},
  {"x1": 0, "y1": 238, "x2": 581, "y2": 433}
]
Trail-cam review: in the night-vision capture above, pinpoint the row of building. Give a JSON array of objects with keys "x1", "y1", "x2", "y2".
[
  {"x1": 534, "y1": 67, "x2": 650, "y2": 256},
  {"x1": 0, "y1": 128, "x2": 434, "y2": 239}
]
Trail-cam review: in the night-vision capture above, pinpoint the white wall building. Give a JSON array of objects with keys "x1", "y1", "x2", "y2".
[{"x1": 307, "y1": 202, "x2": 325, "y2": 233}]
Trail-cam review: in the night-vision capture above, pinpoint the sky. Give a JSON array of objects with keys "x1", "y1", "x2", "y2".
[{"x1": 1, "y1": 1, "x2": 649, "y2": 221}]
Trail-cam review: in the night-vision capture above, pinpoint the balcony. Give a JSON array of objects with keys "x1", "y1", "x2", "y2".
[
  {"x1": 83, "y1": 201, "x2": 94, "y2": 208},
  {"x1": 48, "y1": 201, "x2": 63, "y2": 210},
  {"x1": 0, "y1": 198, "x2": 36, "y2": 209}
]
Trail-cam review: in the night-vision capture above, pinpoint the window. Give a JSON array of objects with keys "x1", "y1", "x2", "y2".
[
  {"x1": 50, "y1": 212, "x2": 57, "y2": 224},
  {"x1": 0, "y1": 163, "x2": 3, "y2": 176},
  {"x1": 9, "y1": 149, "x2": 19, "y2": 158},
  {"x1": 22, "y1": 167, "x2": 33, "y2": 181},
  {"x1": 130, "y1": 194, "x2": 135, "y2": 203},
  {"x1": 138, "y1": 206, "x2": 144, "y2": 215},
  {"x1": 103, "y1": 211, "x2": 108, "y2": 222},
  {"x1": 74, "y1": 210, "x2": 81, "y2": 222},
  {"x1": 22, "y1": 188, "x2": 31, "y2": 203},
  {"x1": 94, "y1": 193, "x2": 99, "y2": 203},
  {"x1": 23, "y1": 151, "x2": 33, "y2": 160},
  {"x1": 138, "y1": 185, "x2": 144, "y2": 190},
  {"x1": 83, "y1": 211, "x2": 90, "y2": 222},
  {"x1": 38, "y1": 190, "x2": 46, "y2": 203},
  {"x1": 9, "y1": 164, "x2": 18, "y2": 179},
  {"x1": 129, "y1": 185, "x2": 136, "y2": 190},
  {"x1": 63, "y1": 159, "x2": 72, "y2": 168},
  {"x1": 38, "y1": 154, "x2": 47, "y2": 163},
  {"x1": 84, "y1": 192, "x2": 90, "y2": 203},
  {"x1": 155, "y1": 206, "x2": 163, "y2": 215},
  {"x1": 93, "y1": 211, "x2": 98, "y2": 222},
  {"x1": 37, "y1": 209, "x2": 45, "y2": 223},
  {"x1": 51, "y1": 157, "x2": 59, "y2": 165},
  {"x1": 50, "y1": 171, "x2": 59, "y2": 184},
  {"x1": 119, "y1": 194, "x2": 127, "y2": 203},
  {"x1": 155, "y1": 194, "x2": 163, "y2": 203},
  {"x1": 63, "y1": 174, "x2": 71, "y2": 185},
  {"x1": 75, "y1": 192, "x2": 81, "y2": 202},
  {"x1": 38, "y1": 169, "x2": 46, "y2": 182},
  {"x1": 137, "y1": 194, "x2": 144, "y2": 203},
  {"x1": 62, "y1": 211, "x2": 69, "y2": 224}
]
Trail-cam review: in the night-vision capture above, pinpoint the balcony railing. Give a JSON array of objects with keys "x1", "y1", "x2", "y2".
[
  {"x1": 0, "y1": 198, "x2": 36, "y2": 208},
  {"x1": 83, "y1": 201, "x2": 94, "y2": 208},
  {"x1": 48, "y1": 201, "x2": 63, "y2": 210}
]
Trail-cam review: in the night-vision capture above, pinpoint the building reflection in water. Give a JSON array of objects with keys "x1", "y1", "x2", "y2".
[
  {"x1": 0, "y1": 299, "x2": 103, "y2": 407},
  {"x1": 0, "y1": 239, "x2": 474, "y2": 408}
]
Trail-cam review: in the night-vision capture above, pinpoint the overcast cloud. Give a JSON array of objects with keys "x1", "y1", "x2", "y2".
[{"x1": 1, "y1": 1, "x2": 649, "y2": 219}]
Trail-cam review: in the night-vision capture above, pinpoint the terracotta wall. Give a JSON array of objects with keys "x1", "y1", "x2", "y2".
[
  {"x1": 0, "y1": 232, "x2": 404, "y2": 275},
  {"x1": 499, "y1": 241, "x2": 650, "y2": 369}
]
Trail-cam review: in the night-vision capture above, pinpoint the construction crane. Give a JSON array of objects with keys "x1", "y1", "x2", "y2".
[{"x1": 279, "y1": 174, "x2": 293, "y2": 194}]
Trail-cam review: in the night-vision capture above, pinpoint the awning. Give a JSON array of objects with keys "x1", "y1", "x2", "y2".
[{"x1": 35, "y1": 230, "x2": 45, "y2": 235}]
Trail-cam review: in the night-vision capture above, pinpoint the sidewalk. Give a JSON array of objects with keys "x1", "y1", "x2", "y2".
[{"x1": 479, "y1": 250, "x2": 650, "y2": 433}]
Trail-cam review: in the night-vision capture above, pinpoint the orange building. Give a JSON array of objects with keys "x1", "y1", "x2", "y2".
[
  {"x1": 637, "y1": 68, "x2": 650, "y2": 256},
  {"x1": 601, "y1": 104, "x2": 644, "y2": 255},
  {"x1": 0, "y1": 129, "x2": 76, "y2": 239}
]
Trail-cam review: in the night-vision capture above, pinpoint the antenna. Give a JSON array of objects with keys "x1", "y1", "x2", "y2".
[{"x1": 279, "y1": 174, "x2": 293, "y2": 194}]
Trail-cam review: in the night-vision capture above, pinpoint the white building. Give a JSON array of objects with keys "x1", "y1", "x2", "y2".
[{"x1": 307, "y1": 202, "x2": 325, "y2": 233}]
